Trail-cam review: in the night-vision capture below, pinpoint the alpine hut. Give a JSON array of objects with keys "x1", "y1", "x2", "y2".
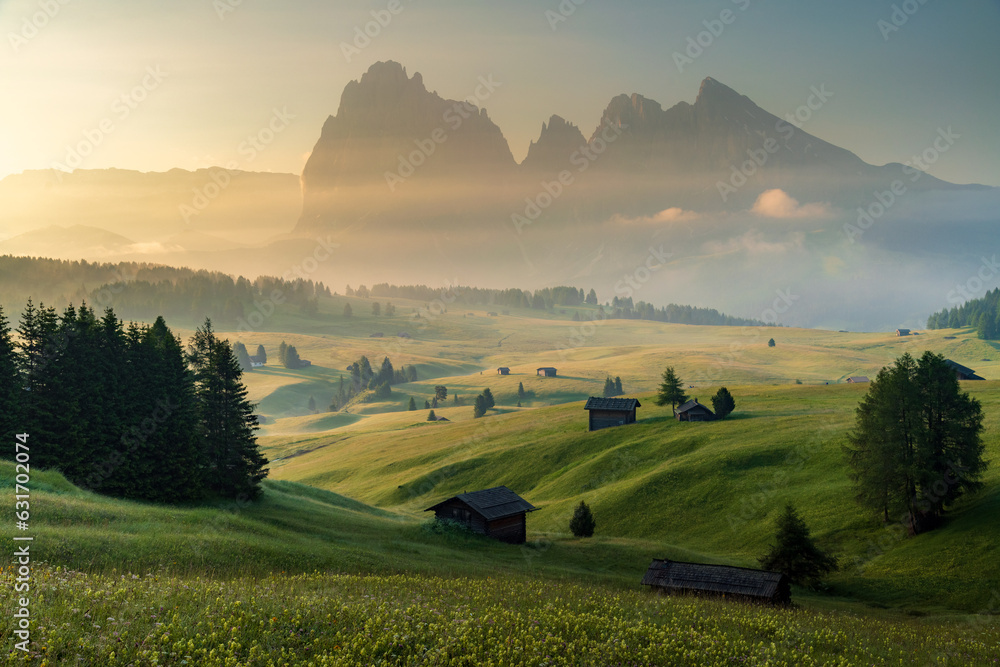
[
  {"x1": 584, "y1": 397, "x2": 641, "y2": 431},
  {"x1": 674, "y1": 398, "x2": 716, "y2": 422},
  {"x1": 425, "y1": 486, "x2": 536, "y2": 544}
]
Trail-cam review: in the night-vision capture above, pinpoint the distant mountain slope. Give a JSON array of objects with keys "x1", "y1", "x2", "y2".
[{"x1": 0, "y1": 167, "x2": 300, "y2": 243}]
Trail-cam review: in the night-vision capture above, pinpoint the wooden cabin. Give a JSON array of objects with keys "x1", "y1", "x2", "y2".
[
  {"x1": 674, "y1": 398, "x2": 715, "y2": 422},
  {"x1": 895, "y1": 328, "x2": 911, "y2": 337},
  {"x1": 944, "y1": 359, "x2": 985, "y2": 381},
  {"x1": 584, "y1": 397, "x2": 641, "y2": 431},
  {"x1": 497, "y1": 367, "x2": 511, "y2": 376},
  {"x1": 641, "y1": 558, "x2": 790, "y2": 605},
  {"x1": 425, "y1": 486, "x2": 536, "y2": 544},
  {"x1": 846, "y1": 376, "x2": 869, "y2": 383},
  {"x1": 537, "y1": 367, "x2": 557, "y2": 377}
]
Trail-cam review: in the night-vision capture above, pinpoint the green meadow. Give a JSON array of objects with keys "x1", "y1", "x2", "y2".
[{"x1": 3, "y1": 300, "x2": 1000, "y2": 664}]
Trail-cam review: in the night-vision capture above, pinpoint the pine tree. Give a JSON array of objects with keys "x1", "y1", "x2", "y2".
[
  {"x1": 569, "y1": 501, "x2": 596, "y2": 537},
  {"x1": 407, "y1": 365, "x2": 418, "y2": 382},
  {"x1": 711, "y1": 387, "x2": 736, "y2": 420},
  {"x1": 482, "y1": 388, "x2": 495, "y2": 409},
  {"x1": 768, "y1": 338, "x2": 776, "y2": 347},
  {"x1": 431, "y1": 396, "x2": 438, "y2": 408},
  {"x1": 343, "y1": 303, "x2": 353, "y2": 318},
  {"x1": 614, "y1": 376, "x2": 623, "y2": 395},
  {"x1": 372, "y1": 302, "x2": 381, "y2": 316},
  {"x1": 424, "y1": 399, "x2": 431, "y2": 409},
  {"x1": 759, "y1": 504, "x2": 837, "y2": 587},
  {"x1": 517, "y1": 382, "x2": 526, "y2": 399},
  {"x1": 125, "y1": 316, "x2": 203, "y2": 503},
  {"x1": 255, "y1": 344, "x2": 267, "y2": 364},
  {"x1": 603, "y1": 376, "x2": 615, "y2": 397},
  {"x1": 0, "y1": 306, "x2": 22, "y2": 445},
  {"x1": 278, "y1": 341, "x2": 288, "y2": 367},
  {"x1": 427, "y1": 409, "x2": 437, "y2": 421},
  {"x1": 408, "y1": 396, "x2": 417, "y2": 411},
  {"x1": 434, "y1": 385, "x2": 447, "y2": 401},
  {"x1": 473, "y1": 393, "x2": 488, "y2": 418},
  {"x1": 655, "y1": 367, "x2": 688, "y2": 411},
  {"x1": 586, "y1": 289, "x2": 598, "y2": 305},
  {"x1": 189, "y1": 319, "x2": 269, "y2": 500}
]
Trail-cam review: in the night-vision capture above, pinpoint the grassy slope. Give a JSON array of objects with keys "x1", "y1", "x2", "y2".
[{"x1": 262, "y1": 381, "x2": 1000, "y2": 614}]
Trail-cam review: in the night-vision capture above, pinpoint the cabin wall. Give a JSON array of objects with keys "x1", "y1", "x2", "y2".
[
  {"x1": 486, "y1": 514, "x2": 527, "y2": 544},
  {"x1": 433, "y1": 500, "x2": 488, "y2": 535},
  {"x1": 588, "y1": 409, "x2": 636, "y2": 431}
]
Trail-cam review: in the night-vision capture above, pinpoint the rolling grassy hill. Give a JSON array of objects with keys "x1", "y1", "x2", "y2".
[{"x1": 260, "y1": 381, "x2": 1000, "y2": 615}]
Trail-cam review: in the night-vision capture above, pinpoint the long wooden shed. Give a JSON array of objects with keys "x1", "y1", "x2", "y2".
[
  {"x1": 641, "y1": 558, "x2": 790, "y2": 605},
  {"x1": 425, "y1": 486, "x2": 536, "y2": 544}
]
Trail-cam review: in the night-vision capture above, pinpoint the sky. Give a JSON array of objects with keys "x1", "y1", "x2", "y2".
[{"x1": 2, "y1": 0, "x2": 999, "y2": 186}]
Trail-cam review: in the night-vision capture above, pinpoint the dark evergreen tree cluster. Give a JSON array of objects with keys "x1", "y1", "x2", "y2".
[
  {"x1": 927, "y1": 288, "x2": 1000, "y2": 340},
  {"x1": 330, "y1": 355, "x2": 415, "y2": 410},
  {"x1": 0, "y1": 302, "x2": 267, "y2": 503},
  {"x1": 472, "y1": 388, "x2": 495, "y2": 418},
  {"x1": 845, "y1": 352, "x2": 987, "y2": 534},
  {"x1": 277, "y1": 341, "x2": 308, "y2": 369},
  {"x1": 602, "y1": 376, "x2": 624, "y2": 397}
]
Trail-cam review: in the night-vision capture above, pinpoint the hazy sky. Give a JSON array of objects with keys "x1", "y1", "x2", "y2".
[{"x1": 2, "y1": 0, "x2": 998, "y2": 185}]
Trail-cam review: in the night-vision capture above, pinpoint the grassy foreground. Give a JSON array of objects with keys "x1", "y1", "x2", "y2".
[{"x1": 2, "y1": 568, "x2": 999, "y2": 666}]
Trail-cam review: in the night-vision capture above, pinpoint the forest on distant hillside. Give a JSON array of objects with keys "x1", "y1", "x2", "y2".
[
  {"x1": 927, "y1": 288, "x2": 1000, "y2": 339},
  {"x1": 0, "y1": 256, "x2": 765, "y2": 329}
]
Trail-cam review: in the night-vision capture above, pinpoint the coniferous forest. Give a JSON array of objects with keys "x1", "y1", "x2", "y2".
[{"x1": 0, "y1": 300, "x2": 267, "y2": 503}]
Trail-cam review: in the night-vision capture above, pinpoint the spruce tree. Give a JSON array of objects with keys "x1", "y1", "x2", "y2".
[
  {"x1": 0, "y1": 306, "x2": 22, "y2": 445},
  {"x1": 655, "y1": 367, "x2": 688, "y2": 410},
  {"x1": 614, "y1": 376, "x2": 623, "y2": 395},
  {"x1": 255, "y1": 344, "x2": 267, "y2": 364},
  {"x1": 517, "y1": 382, "x2": 526, "y2": 399},
  {"x1": 603, "y1": 376, "x2": 615, "y2": 397},
  {"x1": 759, "y1": 504, "x2": 837, "y2": 587},
  {"x1": 427, "y1": 409, "x2": 437, "y2": 421},
  {"x1": 424, "y1": 399, "x2": 431, "y2": 409},
  {"x1": 343, "y1": 303, "x2": 353, "y2": 318},
  {"x1": 189, "y1": 319, "x2": 269, "y2": 500},
  {"x1": 482, "y1": 387, "x2": 495, "y2": 409},
  {"x1": 570, "y1": 501, "x2": 596, "y2": 537},
  {"x1": 408, "y1": 396, "x2": 417, "y2": 411}
]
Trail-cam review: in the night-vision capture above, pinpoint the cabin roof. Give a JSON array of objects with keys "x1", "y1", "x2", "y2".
[
  {"x1": 584, "y1": 397, "x2": 641, "y2": 411},
  {"x1": 537, "y1": 366, "x2": 557, "y2": 371},
  {"x1": 847, "y1": 376, "x2": 869, "y2": 383},
  {"x1": 944, "y1": 359, "x2": 979, "y2": 377},
  {"x1": 675, "y1": 399, "x2": 714, "y2": 414},
  {"x1": 424, "y1": 485, "x2": 536, "y2": 521},
  {"x1": 641, "y1": 558, "x2": 786, "y2": 599}
]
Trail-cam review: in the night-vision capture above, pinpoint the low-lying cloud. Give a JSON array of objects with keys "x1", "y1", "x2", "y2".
[{"x1": 751, "y1": 189, "x2": 834, "y2": 219}]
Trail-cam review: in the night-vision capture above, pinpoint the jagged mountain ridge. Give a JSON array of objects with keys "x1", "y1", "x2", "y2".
[{"x1": 296, "y1": 62, "x2": 983, "y2": 234}]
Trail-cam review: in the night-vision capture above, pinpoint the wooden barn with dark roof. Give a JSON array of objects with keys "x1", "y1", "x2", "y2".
[
  {"x1": 674, "y1": 398, "x2": 716, "y2": 422},
  {"x1": 641, "y1": 558, "x2": 790, "y2": 605},
  {"x1": 425, "y1": 486, "x2": 536, "y2": 544},
  {"x1": 584, "y1": 397, "x2": 641, "y2": 431},
  {"x1": 944, "y1": 359, "x2": 985, "y2": 381}
]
